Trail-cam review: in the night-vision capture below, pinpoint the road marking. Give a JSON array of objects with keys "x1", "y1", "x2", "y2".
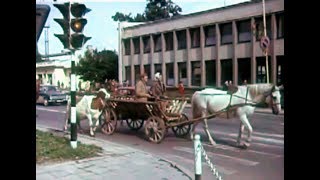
[
  {"x1": 36, "y1": 107, "x2": 66, "y2": 113},
  {"x1": 202, "y1": 143, "x2": 283, "y2": 158},
  {"x1": 253, "y1": 131, "x2": 284, "y2": 138},
  {"x1": 173, "y1": 146, "x2": 259, "y2": 166},
  {"x1": 213, "y1": 130, "x2": 283, "y2": 145},
  {"x1": 166, "y1": 154, "x2": 237, "y2": 175},
  {"x1": 218, "y1": 137, "x2": 283, "y2": 149}
]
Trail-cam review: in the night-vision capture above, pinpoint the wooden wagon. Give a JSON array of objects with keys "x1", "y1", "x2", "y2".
[{"x1": 99, "y1": 95, "x2": 191, "y2": 143}]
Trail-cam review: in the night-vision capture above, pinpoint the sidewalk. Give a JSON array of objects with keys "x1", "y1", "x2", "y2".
[
  {"x1": 184, "y1": 104, "x2": 284, "y2": 115},
  {"x1": 36, "y1": 125, "x2": 192, "y2": 180}
]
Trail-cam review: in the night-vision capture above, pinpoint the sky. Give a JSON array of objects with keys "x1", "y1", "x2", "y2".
[{"x1": 36, "y1": 0, "x2": 250, "y2": 59}]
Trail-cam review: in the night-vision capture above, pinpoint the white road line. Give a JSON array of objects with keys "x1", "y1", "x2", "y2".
[
  {"x1": 173, "y1": 146, "x2": 259, "y2": 166},
  {"x1": 202, "y1": 143, "x2": 283, "y2": 158},
  {"x1": 218, "y1": 137, "x2": 283, "y2": 149},
  {"x1": 213, "y1": 130, "x2": 283, "y2": 145},
  {"x1": 253, "y1": 131, "x2": 284, "y2": 138},
  {"x1": 36, "y1": 107, "x2": 66, "y2": 113},
  {"x1": 166, "y1": 154, "x2": 237, "y2": 175}
]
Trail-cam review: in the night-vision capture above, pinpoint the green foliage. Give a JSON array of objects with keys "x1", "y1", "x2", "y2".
[
  {"x1": 112, "y1": 0, "x2": 182, "y2": 22},
  {"x1": 75, "y1": 49, "x2": 118, "y2": 84}
]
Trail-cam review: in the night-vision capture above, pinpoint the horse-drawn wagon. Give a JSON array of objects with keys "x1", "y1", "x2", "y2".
[{"x1": 98, "y1": 94, "x2": 192, "y2": 143}]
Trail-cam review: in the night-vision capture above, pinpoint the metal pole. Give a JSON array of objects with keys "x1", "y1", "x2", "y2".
[
  {"x1": 118, "y1": 22, "x2": 123, "y2": 83},
  {"x1": 194, "y1": 134, "x2": 202, "y2": 180},
  {"x1": 262, "y1": 0, "x2": 269, "y2": 83},
  {"x1": 69, "y1": 0, "x2": 77, "y2": 149}
]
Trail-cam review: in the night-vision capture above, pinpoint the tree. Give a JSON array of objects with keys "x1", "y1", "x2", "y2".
[
  {"x1": 75, "y1": 49, "x2": 118, "y2": 84},
  {"x1": 111, "y1": 0, "x2": 182, "y2": 22}
]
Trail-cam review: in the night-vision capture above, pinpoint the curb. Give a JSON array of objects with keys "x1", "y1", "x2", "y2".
[{"x1": 36, "y1": 125, "x2": 193, "y2": 180}]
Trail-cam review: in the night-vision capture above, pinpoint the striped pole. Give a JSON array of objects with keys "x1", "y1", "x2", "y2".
[
  {"x1": 194, "y1": 134, "x2": 202, "y2": 180},
  {"x1": 70, "y1": 51, "x2": 77, "y2": 149}
]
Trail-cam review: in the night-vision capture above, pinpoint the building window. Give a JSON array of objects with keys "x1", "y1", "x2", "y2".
[
  {"x1": 125, "y1": 66, "x2": 131, "y2": 83},
  {"x1": 190, "y1": 27, "x2": 200, "y2": 48},
  {"x1": 154, "y1": 64, "x2": 162, "y2": 75},
  {"x1": 153, "y1": 34, "x2": 162, "y2": 52},
  {"x1": 220, "y1": 23, "x2": 233, "y2": 45},
  {"x1": 256, "y1": 57, "x2": 271, "y2": 83},
  {"x1": 177, "y1": 30, "x2": 186, "y2": 50},
  {"x1": 123, "y1": 39, "x2": 130, "y2": 55},
  {"x1": 221, "y1": 59, "x2": 233, "y2": 86},
  {"x1": 238, "y1": 58, "x2": 251, "y2": 84},
  {"x1": 165, "y1": 32, "x2": 173, "y2": 51},
  {"x1": 205, "y1": 60, "x2": 216, "y2": 86},
  {"x1": 237, "y1": 20, "x2": 251, "y2": 43},
  {"x1": 134, "y1": 65, "x2": 140, "y2": 81},
  {"x1": 166, "y1": 63, "x2": 174, "y2": 86},
  {"x1": 178, "y1": 62, "x2": 187, "y2": 85},
  {"x1": 143, "y1": 36, "x2": 151, "y2": 53},
  {"x1": 133, "y1": 37, "x2": 140, "y2": 54},
  {"x1": 277, "y1": 13, "x2": 284, "y2": 39},
  {"x1": 204, "y1": 25, "x2": 216, "y2": 46},
  {"x1": 191, "y1": 61, "x2": 201, "y2": 86},
  {"x1": 255, "y1": 16, "x2": 272, "y2": 41}
]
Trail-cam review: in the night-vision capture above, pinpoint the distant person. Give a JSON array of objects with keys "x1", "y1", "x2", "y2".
[
  {"x1": 243, "y1": 79, "x2": 248, "y2": 86},
  {"x1": 135, "y1": 73, "x2": 151, "y2": 101},
  {"x1": 150, "y1": 72, "x2": 166, "y2": 99},
  {"x1": 178, "y1": 81, "x2": 185, "y2": 97}
]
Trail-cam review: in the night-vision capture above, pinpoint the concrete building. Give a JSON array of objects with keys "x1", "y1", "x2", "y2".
[{"x1": 119, "y1": 0, "x2": 284, "y2": 88}]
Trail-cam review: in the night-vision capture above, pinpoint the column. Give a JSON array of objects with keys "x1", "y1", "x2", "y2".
[
  {"x1": 251, "y1": 17, "x2": 257, "y2": 84},
  {"x1": 186, "y1": 28, "x2": 191, "y2": 87},
  {"x1": 161, "y1": 33, "x2": 166, "y2": 84},
  {"x1": 173, "y1": 30, "x2": 178, "y2": 86},
  {"x1": 200, "y1": 26, "x2": 206, "y2": 87},
  {"x1": 150, "y1": 34, "x2": 155, "y2": 80},
  {"x1": 215, "y1": 24, "x2": 221, "y2": 87},
  {"x1": 232, "y1": 21, "x2": 238, "y2": 85}
]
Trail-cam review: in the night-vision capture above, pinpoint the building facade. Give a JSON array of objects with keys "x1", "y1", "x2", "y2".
[
  {"x1": 36, "y1": 59, "x2": 85, "y2": 89},
  {"x1": 119, "y1": 0, "x2": 284, "y2": 88}
]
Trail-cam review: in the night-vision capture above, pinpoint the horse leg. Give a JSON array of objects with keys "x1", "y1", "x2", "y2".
[
  {"x1": 239, "y1": 114, "x2": 252, "y2": 148},
  {"x1": 190, "y1": 122, "x2": 199, "y2": 140},
  {"x1": 237, "y1": 122, "x2": 245, "y2": 147},
  {"x1": 203, "y1": 118, "x2": 216, "y2": 146},
  {"x1": 86, "y1": 114, "x2": 95, "y2": 137},
  {"x1": 92, "y1": 117, "x2": 100, "y2": 133}
]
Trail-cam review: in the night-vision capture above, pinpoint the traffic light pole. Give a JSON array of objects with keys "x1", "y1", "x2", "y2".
[{"x1": 70, "y1": 50, "x2": 78, "y2": 149}]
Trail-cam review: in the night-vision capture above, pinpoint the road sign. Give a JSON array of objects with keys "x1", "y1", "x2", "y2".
[{"x1": 260, "y1": 36, "x2": 270, "y2": 51}]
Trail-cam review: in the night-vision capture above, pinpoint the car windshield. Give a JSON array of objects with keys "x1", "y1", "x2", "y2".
[{"x1": 46, "y1": 86, "x2": 57, "y2": 91}]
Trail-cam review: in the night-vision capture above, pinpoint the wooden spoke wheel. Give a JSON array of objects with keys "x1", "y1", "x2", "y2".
[
  {"x1": 144, "y1": 116, "x2": 166, "y2": 144},
  {"x1": 100, "y1": 108, "x2": 117, "y2": 135},
  {"x1": 126, "y1": 119, "x2": 144, "y2": 131},
  {"x1": 172, "y1": 113, "x2": 191, "y2": 138}
]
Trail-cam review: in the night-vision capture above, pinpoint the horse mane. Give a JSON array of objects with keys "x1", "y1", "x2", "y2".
[{"x1": 242, "y1": 83, "x2": 275, "y2": 103}]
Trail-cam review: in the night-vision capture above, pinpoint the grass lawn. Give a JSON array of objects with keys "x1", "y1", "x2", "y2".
[{"x1": 36, "y1": 130, "x2": 103, "y2": 164}]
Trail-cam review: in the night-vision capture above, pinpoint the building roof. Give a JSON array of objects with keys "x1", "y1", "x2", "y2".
[{"x1": 123, "y1": 0, "x2": 265, "y2": 30}]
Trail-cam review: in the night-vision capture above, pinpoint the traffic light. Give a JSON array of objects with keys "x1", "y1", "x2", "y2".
[
  {"x1": 53, "y1": 2, "x2": 70, "y2": 49},
  {"x1": 70, "y1": 3, "x2": 91, "y2": 49},
  {"x1": 53, "y1": 2, "x2": 91, "y2": 50}
]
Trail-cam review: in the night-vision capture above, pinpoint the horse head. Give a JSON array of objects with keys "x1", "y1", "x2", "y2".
[{"x1": 263, "y1": 84, "x2": 283, "y2": 115}]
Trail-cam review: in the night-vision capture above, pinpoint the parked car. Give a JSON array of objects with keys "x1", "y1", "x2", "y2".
[{"x1": 36, "y1": 85, "x2": 68, "y2": 106}]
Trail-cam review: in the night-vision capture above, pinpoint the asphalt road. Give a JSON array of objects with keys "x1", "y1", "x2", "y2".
[{"x1": 36, "y1": 104, "x2": 284, "y2": 180}]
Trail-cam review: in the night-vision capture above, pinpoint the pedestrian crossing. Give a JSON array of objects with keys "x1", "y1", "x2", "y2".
[{"x1": 164, "y1": 130, "x2": 284, "y2": 179}]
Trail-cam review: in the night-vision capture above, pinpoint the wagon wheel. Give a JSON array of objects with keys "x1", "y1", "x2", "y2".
[
  {"x1": 144, "y1": 116, "x2": 166, "y2": 144},
  {"x1": 100, "y1": 108, "x2": 117, "y2": 135},
  {"x1": 126, "y1": 119, "x2": 144, "y2": 131},
  {"x1": 172, "y1": 113, "x2": 191, "y2": 138}
]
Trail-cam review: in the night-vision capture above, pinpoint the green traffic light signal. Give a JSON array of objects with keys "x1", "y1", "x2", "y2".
[{"x1": 70, "y1": 34, "x2": 92, "y2": 49}]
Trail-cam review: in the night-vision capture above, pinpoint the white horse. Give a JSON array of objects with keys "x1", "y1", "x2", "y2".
[
  {"x1": 191, "y1": 83, "x2": 283, "y2": 148},
  {"x1": 64, "y1": 88, "x2": 110, "y2": 136}
]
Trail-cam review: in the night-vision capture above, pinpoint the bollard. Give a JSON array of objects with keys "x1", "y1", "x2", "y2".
[{"x1": 194, "y1": 134, "x2": 202, "y2": 180}]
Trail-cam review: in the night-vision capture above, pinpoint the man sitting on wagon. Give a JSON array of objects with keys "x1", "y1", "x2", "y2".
[{"x1": 135, "y1": 73, "x2": 152, "y2": 101}]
